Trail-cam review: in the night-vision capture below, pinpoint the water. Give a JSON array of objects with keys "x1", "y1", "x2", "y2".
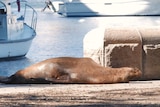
[{"x1": 0, "y1": 1, "x2": 160, "y2": 76}]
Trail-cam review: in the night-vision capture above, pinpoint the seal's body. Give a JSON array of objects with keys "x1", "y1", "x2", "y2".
[{"x1": 0, "y1": 57, "x2": 142, "y2": 84}]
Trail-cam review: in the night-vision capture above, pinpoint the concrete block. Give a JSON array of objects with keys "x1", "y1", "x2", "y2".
[
  {"x1": 83, "y1": 28, "x2": 105, "y2": 65},
  {"x1": 104, "y1": 27, "x2": 142, "y2": 71},
  {"x1": 140, "y1": 28, "x2": 160, "y2": 80},
  {"x1": 83, "y1": 26, "x2": 160, "y2": 80}
]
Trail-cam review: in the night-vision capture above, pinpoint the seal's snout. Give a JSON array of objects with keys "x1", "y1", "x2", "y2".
[{"x1": 129, "y1": 67, "x2": 142, "y2": 80}]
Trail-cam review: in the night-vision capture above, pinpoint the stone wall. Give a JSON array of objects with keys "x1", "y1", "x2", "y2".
[{"x1": 83, "y1": 27, "x2": 160, "y2": 80}]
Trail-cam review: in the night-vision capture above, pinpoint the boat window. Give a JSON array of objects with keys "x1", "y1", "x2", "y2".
[
  {"x1": 0, "y1": 17, "x2": 3, "y2": 27},
  {"x1": 0, "y1": 2, "x2": 6, "y2": 14},
  {"x1": 0, "y1": 9, "x2": 5, "y2": 14},
  {"x1": 8, "y1": 18, "x2": 11, "y2": 24}
]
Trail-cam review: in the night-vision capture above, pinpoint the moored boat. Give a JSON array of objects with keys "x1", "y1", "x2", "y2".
[
  {"x1": 0, "y1": 0, "x2": 37, "y2": 58},
  {"x1": 58, "y1": 0, "x2": 160, "y2": 17}
]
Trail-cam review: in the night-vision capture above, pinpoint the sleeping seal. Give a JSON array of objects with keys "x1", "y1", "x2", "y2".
[{"x1": 0, "y1": 57, "x2": 142, "y2": 84}]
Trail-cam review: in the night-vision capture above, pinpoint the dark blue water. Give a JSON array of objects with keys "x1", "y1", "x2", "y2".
[{"x1": 0, "y1": 2, "x2": 159, "y2": 76}]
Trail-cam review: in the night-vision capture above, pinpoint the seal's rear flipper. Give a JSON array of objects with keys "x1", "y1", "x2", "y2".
[{"x1": 0, "y1": 76, "x2": 10, "y2": 84}]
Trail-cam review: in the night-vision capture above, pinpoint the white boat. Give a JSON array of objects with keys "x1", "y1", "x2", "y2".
[
  {"x1": 58, "y1": 0, "x2": 160, "y2": 17},
  {"x1": 0, "y1": 0, "x2": 37, "y2": 58}
]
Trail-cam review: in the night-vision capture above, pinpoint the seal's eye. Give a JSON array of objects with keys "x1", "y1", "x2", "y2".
[
  {"x1": 132, "y1": 68, "x2": 140, "y2": 73},
  {"x1": 133, "y1": 70, "x2": 137, "y2": 74}
]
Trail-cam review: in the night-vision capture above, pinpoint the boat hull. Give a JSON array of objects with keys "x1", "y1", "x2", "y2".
[
  {"x1": 0, "y1": 24, "x2": 36, "y2": 59},
  {"x1": 0, "y1": 38, "x2": 33, "y2": 58},
  {"x1": 58, "y1": 0, "x2": 160, "y2": 17}
]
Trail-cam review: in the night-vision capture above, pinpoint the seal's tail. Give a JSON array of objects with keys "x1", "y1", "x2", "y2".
[{"x1": 0, "y1": 76, "x2": 9, "y2": 84}]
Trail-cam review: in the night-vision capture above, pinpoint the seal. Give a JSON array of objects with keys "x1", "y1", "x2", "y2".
[{"x1": 0, "y1": 57, "x2": 142, "y2": 84}]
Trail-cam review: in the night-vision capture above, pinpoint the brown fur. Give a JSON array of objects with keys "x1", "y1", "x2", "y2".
[{"x1": 0, "y1": 57, "x2": 142, "y2": 84}]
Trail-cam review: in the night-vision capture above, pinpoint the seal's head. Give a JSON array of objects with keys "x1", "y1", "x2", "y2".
[{"x1": 128, "y1": 67, "x2": 142, "y2": 80}]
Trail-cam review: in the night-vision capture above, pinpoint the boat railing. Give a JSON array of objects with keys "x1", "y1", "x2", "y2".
[
  {"x1": 8, "y1": 1, "x2": 37, "y2": 31},
  {"x1": 24, "y1": 4, "x2": 37, "y2": 31}
]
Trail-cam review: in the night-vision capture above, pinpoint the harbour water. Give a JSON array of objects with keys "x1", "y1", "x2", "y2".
[{"x1": 0, "y1": 1, "x2": 160, "y2": 76}]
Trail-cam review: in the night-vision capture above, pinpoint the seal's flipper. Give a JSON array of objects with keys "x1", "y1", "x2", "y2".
[{"x1": 0, "y1": 76, "x2": 10, "y2": 84}]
